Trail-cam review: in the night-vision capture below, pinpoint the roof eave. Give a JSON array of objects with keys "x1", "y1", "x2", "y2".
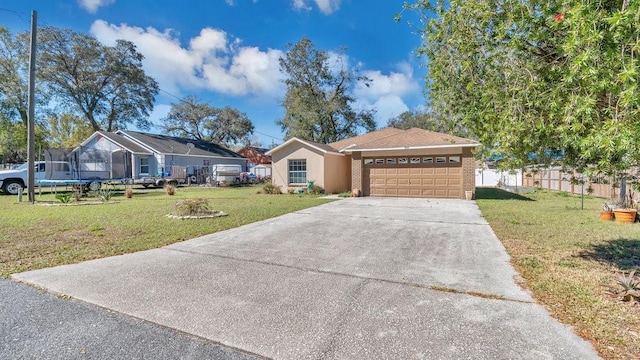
[{"x1": 343, "y1": 143, "x2": 480, "y2": 152}]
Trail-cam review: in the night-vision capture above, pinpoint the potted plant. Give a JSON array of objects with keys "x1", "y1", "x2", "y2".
[
  {"x1": 599, "y1": 203, "x2": 614, "y2": 221},
  {"x1": 613, "y1": 189, "x2": 638, "y2": 223}
]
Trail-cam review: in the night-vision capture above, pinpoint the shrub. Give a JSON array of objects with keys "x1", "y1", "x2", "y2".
[
  {"x1": 308, "y1": 185, "x2": 324, "y2": 195},
  {"x1": 173, "y1": 198, "x2": 210, "y2": 216},
  {"x1": 604, "y1": 271, "x2": 640, "y2": 303},
  {"x1": 98, "y1": 188, "x2": 114, "y2": 202},
  {"x1": 73, "y1": 187, "x2": 83, "y2": 201},
  {"x1": 262, "y1": 183, "x2": 282, "y2": 195},
  {"x1": 55, "y1": 193, "x2": 73, "y2": 203}
]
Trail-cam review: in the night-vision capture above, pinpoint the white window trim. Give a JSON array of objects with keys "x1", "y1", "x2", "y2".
[{"x1": 288, "y1": 159, "x2": 307, "y2": 185}]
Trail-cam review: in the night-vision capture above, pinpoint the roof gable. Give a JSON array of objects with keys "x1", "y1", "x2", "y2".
[
  {"x1": 266, "y1": 137, "x2": 343, "y2": 156},
  {"x1": 78, "y1": 131, "x2": 152, "y2": 154}
]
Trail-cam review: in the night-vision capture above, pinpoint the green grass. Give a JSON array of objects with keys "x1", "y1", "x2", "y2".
[
  {"x1": 0, "y1": 185, "x2": 334, "y2": 278},
  {"x1": 476, "y1": 188, "x2": 639, "y2": 360}
]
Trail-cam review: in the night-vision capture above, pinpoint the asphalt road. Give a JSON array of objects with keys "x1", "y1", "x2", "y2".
[{"x1": 0, "y1": 279, "x2": 260, "y2": 360}]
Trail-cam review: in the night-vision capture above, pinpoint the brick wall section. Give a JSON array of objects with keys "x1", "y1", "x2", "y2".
[
  {"x1": 462, "y1": 147, "x2": 476, "y2": 198},
  {"x1": 351, "y1": 152, "x2": 362, "y2": 192}
]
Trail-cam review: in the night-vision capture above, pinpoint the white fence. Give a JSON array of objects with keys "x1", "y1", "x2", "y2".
[{"x1": 476, "y1": 168, "x2": 522, "y2": 187}]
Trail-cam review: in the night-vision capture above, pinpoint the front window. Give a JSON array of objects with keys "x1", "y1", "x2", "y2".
[
  {"x1": 140, "y1": 157, "x2": 150, "y2": 174},
  {"x1": 288, "y1": 159, "x2": 307, "y2": 184}
]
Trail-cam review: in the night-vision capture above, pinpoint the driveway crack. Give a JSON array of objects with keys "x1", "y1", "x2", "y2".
[{"x1": 164, "y1": 248, "x2": 534, "y2": 304}]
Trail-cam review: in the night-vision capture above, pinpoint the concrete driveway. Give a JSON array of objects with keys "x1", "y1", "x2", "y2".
[{"x1": 13, "y1": 197, "x2": 599, "y2": 359}]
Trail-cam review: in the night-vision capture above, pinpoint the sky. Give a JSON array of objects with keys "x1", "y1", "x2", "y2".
[{"x1": 1, "y1": 0, "x2": 428, "y2": 146}]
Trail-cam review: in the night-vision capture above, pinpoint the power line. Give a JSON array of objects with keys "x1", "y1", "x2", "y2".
[
  {"x1": 0, "y1": 7, "x2": 31, "y2": 26},
  {"x1": 158, "y1": 88, "x2": 182, "y2": 101},
  {"x1": 254, "y1": 130, "x2": 283, "y2": 141}
]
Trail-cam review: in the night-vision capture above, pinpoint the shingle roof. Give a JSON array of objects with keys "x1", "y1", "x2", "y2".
[
  {"x1": 329, "y1": 127, "x2": 405, "y2": 151},
  {"x1": 119, "y1": 131, "x2": 245, "y2": 158},
  {"x1": 303, "y1": 139, "x2": 343, "y2": 154},
  {"x1": 268, "y1": 128, "x2": 478, "y2": 156},
  {"x1": 343, "y1": 128, "x2": 478, "y2": 151}
]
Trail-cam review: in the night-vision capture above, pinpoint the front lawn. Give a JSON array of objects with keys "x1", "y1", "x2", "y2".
[
  {"x1": 0, "y1": 185, "x2": 334, "y2": 278},
  {"x1": 476, "y1": 188, "x2": 639, "y2": 360}
]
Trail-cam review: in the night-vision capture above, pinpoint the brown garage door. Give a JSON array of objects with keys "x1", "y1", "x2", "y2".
[{"x1": 364, "y1": 155, "x2": 462, "y2": 198}]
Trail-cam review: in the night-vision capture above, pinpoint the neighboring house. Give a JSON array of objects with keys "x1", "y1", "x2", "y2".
[
  {"x1": 73, "y1": 131, "x2": 246, "y2": 182},
  {"x1": 238, "y1": 146, "x2": 272, "y2": 178},
  {"x1": 238, "y1": 147, "x2": 272, "y2": 166},
  {"x1": 266, "y1": 127, "x2": 480, "y2": 198}
]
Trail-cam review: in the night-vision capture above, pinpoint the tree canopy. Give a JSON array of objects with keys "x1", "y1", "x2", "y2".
[
  {"x1": 387, "y1": 110, "x2": 472, "y2": 138},
  {"x1": 277, "y1": 36, "x2": 376, "y2": 144},
  {"x1": 0, "y1": 27, "x2": 49, "y2": 163},
  {"x1": 0, "y1": 26, "x2": 160, "y2": 162},
  {"x1": 38, "y1": 27, "x2": 159, "y2": 132},
  {"x1": 406, "y1": 0, "x2": 640, "y2": 175},
  {"x1": 160, "y1": 96, "x2": 254, "y2": 146}
]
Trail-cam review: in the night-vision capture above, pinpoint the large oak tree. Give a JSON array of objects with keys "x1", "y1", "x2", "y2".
[
  {"x1": 38, "y1": 27, "x2": 159, "y2": 132},
  {"x1": 277, "y1": 36, "x2": 376, "y2": 143},
  {"x1": 160, "y1": 96, "x2": 254, "y2": 146},
  {"x1": 0, "y1": 27, "x2": 49, "y2": 163}
]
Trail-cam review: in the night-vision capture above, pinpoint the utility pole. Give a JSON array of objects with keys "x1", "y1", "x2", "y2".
[{"x1": 27, "y1": 10, "x2": 37, "y2": 203}]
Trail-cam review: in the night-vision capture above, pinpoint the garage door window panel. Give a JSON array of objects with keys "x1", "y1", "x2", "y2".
[{"x1": 288, "y1": 159, "x2": 307, "y2": 185}]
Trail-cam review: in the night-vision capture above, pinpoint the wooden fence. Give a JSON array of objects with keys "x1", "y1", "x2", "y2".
[{"x1": 522, "y1": 166, "x2": 617, "y2": 199}]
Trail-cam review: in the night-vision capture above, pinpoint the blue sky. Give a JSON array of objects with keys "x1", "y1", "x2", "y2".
[{"x1": 1, "y1": 0, "x2": 428, "y2": 146}]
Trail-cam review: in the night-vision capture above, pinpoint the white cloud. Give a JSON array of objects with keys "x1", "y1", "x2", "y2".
[
  {"x1": 292, "y1": 0, "x2": 341, "y2": 14},
  {"x1": 354, "y1": 63, "x2": 419, "y2": 100},
  {"x1": 78, "y1": 0, "x2": 115, "y2": 14},
  {"x1": 353, "y1": 62, "x2": 421, "y2": 126},
  {"x1": 314, "y1": 0, "x2": 341, "y2": 14},
  {"x1": 292, "y1": 0, "x2": 311, "y2": 11},
  {"x1": 89, "y1": 20, "x2": 285, "y2": 97}
]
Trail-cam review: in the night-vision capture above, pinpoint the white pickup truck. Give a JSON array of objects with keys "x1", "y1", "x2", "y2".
[{"x1": 0, "y1": 161, "x2": 102, "y2": 195}]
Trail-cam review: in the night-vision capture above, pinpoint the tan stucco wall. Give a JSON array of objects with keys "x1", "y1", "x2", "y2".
[
  {"x1": 323, "y1": 154, "x2": 351, "y2": 194},
  {"x1": 270, "y1": 142, "x2": 327, "y2": 193}
]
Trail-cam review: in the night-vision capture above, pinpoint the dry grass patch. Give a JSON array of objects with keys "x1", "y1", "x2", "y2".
[{"x1": 476, "y1": 188, "x2": 639, "y2": 360}]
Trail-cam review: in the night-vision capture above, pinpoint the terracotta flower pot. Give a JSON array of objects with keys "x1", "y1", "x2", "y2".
[
  {"x1": 613, "y1": 209, "x2": 638, "y2": 224},
  {"x1": 599, "y1": 211, "x2": 614, "y2": 221}
]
